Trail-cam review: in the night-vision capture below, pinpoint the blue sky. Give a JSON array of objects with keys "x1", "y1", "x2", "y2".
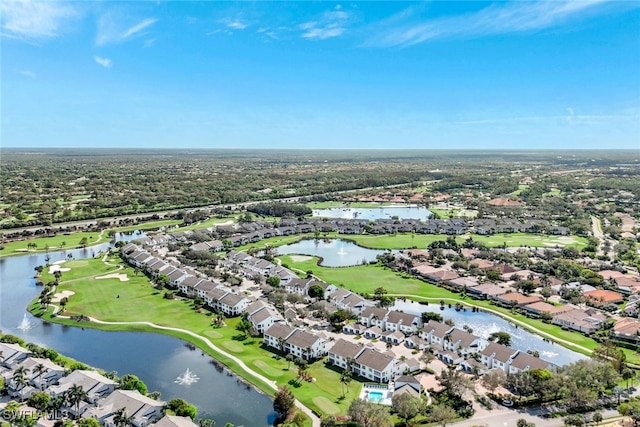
[{"x1": 2, "y1": 0, "x2": 639, "y2": 150}]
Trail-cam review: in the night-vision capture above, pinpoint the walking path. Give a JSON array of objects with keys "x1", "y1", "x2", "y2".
[{"x1": 52, "y1": 312, "x2": 321, "y2": 427}]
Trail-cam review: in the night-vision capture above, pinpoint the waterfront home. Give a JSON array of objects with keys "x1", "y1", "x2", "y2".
[
  {"x1": 480, "y1": 342, "x2": 518, "y2": 372},
  {"x1": 447, "y1": 277, "x2": 481, "y2": 292},
  {"x1": 443, "y1": 328, "x2": 488, "y2": 356},
  {"x1": 359, "y1": 307, "x2": 389, "y2": 329},
  {"x1": 153, "y1": 415, "x2": 198, "y2": 427},
  {"x1": 84, "y1": 390, "x2": 165, "y2": 427},
  {"x1": 327, "y1": 339, "x2": 363, "y2": 370},
  {"x1": 49, "y1": 370, "x2": 118, "y2": 416},
  {"x1": 551, "y1": 308, "x2": 606, "y2": 334},
  {"x1": 330, "y1": 290, "x2": 373, "y2": 315},
  {"x1": 508, "y1": 352, "x2": 554, "y2": 374},
  {"x1": 612, "y1": 318, "x2": 640, "y2": 344},
  {"x1": 15, "y1": 357, "x2": 65, "y2": 390},
  {"x1": 0, "y1": 342, "x2": 30, "y2": 368},
  {"x1": 152, "y1": 415, "x2": 199, "y2": 427},
  {"x1": 466, "y1": 283, "x2": 509, "y2": 300},
  {"x1": 352, "y1": 347, "x2": 398, "y2": 383},
  {"x1": 523, "y1": 301, "x2": 574, "y2": 318},
  {"x1": 385, "y1": 311, "x2": 422, "y2": 335},
  {"x1": 420, "y1": 320, "x2": 454, "y2": 346},
  {"x1": 494, "y1": 292, "x2": 542, "y2": 308}
]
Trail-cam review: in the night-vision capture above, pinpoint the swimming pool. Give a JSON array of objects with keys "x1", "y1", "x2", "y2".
[{"x1": 368, "y1": 391, "x2": 384, "y2": 402}]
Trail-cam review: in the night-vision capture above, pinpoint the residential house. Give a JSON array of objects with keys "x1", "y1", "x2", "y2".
[
  {"x1": 352, "y1": 348, "x2": 398, "y2": 383},
  {"x1": 284, "y1": 329, "x2": 326, "y2": 360},
  {"x1": 0, "y1": 342, "x2": 31, "y2": 368},
  {"x1": 404, "y1": 335, "x2": 429, "y2": 351},
  {"x1": 523, "y1": 301, "x2": 574, "y2": 318},
  {"x1": 584, "y1": 289, "x2": 624, "y2": 307},
  {"x1": 248, "y1": 306, "x2": 283, "y2": 335},
  {"x1": 552, "y1": 308, "x2": 607, "y2": 334},
  {"x1": 508, "y1": 352, "x2": 554, "y2": 375},
  {"x1": 494, "y1": 292, "x2": 542, "y2": 308},
  {"x1": 49, "y1": 370, "x2": 117, "y2": 416},
  {"x1": 420, "y1": 321, "x2": 454, "y2": 346},
  {"x1": 385, "y1": 311, "x2": 422, "y2": 335},
  {"x1": 327, "y1": 339, "x2": 363, "y2": 370},
  {"x1": 443, "y1": 328, "x2": 487, "y2": 356},
  {"x1": 83, "y1": 390, "x2": 165, "y2": 427},
  {"x1": 612, "y1": 318, "x2": 640, "y2": 344},
  {"x1": 466, "y1": 283, "x2": 508, "y2": 300},
  {"x1": 216, "y1": 292, "x2": 249, "y2": 317},
  {"x1": 152, "y1": 415, "x2": 199, "y2": 427},
  {"x1": 480, "y1": 342, "x2": 518, "y2": 372},
  {"x1": 264, "y1": 323, "x2": 295, "y2": 351}
]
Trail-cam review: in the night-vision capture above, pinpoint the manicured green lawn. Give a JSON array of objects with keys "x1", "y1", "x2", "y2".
[
  {"x1": 33, "y1": 256, "x2": 360, "y2": 420},
  {"x1": 242, "y1": 231, "x2": 587, "y2": 253},
  {"x1": 0, "y1": 231, "x2": 105, "y2": 258}
]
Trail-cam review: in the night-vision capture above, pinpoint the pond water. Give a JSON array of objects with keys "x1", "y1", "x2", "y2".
[
  {"x1": 276, "y1": 238, "x2": 395, "y2": 267},
  {"x1": 313, "y1": 205, "x2": 433, "y2": 221},
  {"x1": 392, "y1": 299, "x2": 586, "y2": 366},
  {"x1": 0, "y1": 233, "x2": 275, "y2": 426}
]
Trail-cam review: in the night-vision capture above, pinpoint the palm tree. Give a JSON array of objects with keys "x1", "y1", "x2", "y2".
[
  {"x1": 113, "y1": 408, "x2": 134, "y2": 427},
  {"x1": 285, "y1": 354, "x2": 294, "y2": 370},
  {"x1": 340, "y1": 370, "x2": 352, "y2": 398},
  {"x1": 12, "y1": 365, "x2": 30, "y2": 394},
  {"x1": 67, "y1": 384, "x2": 88, "y2": 416},
  {"x1": 33, "y1": 363, "x2": 48, "y2": 389}
]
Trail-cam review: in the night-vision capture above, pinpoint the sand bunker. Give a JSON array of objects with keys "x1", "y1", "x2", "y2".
[
  {"x1": 51, "y1": 290, "x2": 75, "y2": 303},
  {"x1": 95, "y1": 273, "x2": 130, "y2": 282},
  {"x1": 48, "y1": 264, "x2": 71, "y2": 274},
  {"x1": 289, "y1": 255, "x2": 313, "y2": 262}
]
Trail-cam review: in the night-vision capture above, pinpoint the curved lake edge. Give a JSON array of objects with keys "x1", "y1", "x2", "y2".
[
  {"x1": 277, "y1": 237, "x2": 395, "y2": 268},
  {"x1": 28, "y1": 303, "x2": 277, "y2": 399}
]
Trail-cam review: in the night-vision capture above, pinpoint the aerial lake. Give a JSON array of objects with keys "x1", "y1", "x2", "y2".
[
  {"x1": 0, "y1": 234, "x2": 275, "y2": 427},
  {"x1": 312, "y1": 205, "x2": 433, "y2": 221},
  {"x1": 276, "y1": 238, "x2": 395, "y2": 267}
]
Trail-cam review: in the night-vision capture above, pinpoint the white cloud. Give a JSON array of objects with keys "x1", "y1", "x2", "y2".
[
  {"x1": 299, "y1": 7, "x2": 352, "y2": 40},
  {"x1": 1, "y1": 0, "x2": 77, "y2": 41},
  {"x1": 220, "y1": 17, "x2": 249, "y2": 30},
  {"x1": 96, "y1": 14, "x2": 157, "y2": 46},
  {"x1": 301, "y1": 26, "x2": 345, "y2": 40},
  {"x1": 94, "y1": 55, "x2": 112, "y2": 68},
  {"x1": 369, "y1": 0, "x2": 634, "y2": 47},
  {"x1": 19, "y1": 70, "x2": 36, "y2": 78}
]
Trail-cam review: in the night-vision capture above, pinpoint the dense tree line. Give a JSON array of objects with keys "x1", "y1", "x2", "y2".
[{"x1": 247, "y1": 202, "x2": 312, "y2": 218}]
